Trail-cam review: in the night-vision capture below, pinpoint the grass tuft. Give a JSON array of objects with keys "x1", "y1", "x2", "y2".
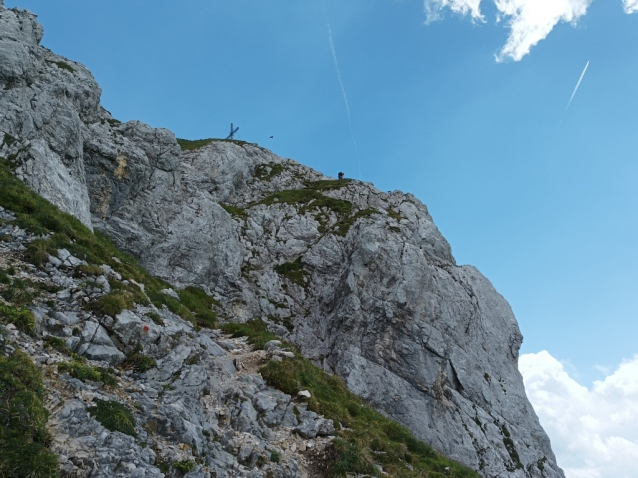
[
  {"x1": 259, "y1": 189, "x2": 352, "y2": 217},
  {"x1": 274, "y1": 257, "x2": 308, "y2": 288},
  {"x1": 121, "y1": 353, "x2": 156, "y2": 373},
  {"x1": 172, "y1": 460, "x2": 196, "y2": 473},
  {"x1": 177, "y1": 137, "x2": 250, "y2": 151},
  {"x1": 87, "y1": 400, "x2": 136, "y2": 436},
  {"x1": 221, "y1": 319, "x2": 280, "y2": 350},
  {"x1": 57, "y1": 358, "x2": 118, "y2": 386},
  {"x1": 254, "y1": 162, "x2": 284, "y2": 181},
  {"x1": 0, "y1": 351, "x2": 60, "y2": 477},
  {"x1": 43, "y1": 336, "x2": 70, "y2": 354},
  {"x1": 332, "y1": 208, "x2": 381, "y2": 236},
  {"x1": 304, "y1": 179, "x2": 352, "y2": 191},
  {"x1": 0, "y1": 304, "x2": 36, "y2": 334},
  {"x1": 46, "y1": 60, "x2": 74, "y2": 73},
  {"x1": 26, "y1": 239, "x2": 52, "y2": 268},
  {"x1": 220, "y1": 203, "x2": 247, "y2": 219}
]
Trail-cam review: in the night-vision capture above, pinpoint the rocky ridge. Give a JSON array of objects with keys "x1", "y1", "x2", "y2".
[
  {"x1": 0, "y1": 3, "x2": 564, "y2": 477},
  {"x1": 0, "y1": 213, "x2": 335, "y2": 478}
]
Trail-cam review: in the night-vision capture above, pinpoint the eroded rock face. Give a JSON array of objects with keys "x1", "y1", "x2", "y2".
[
  {"x1": 0, "y1": 3, "x2": 564, "y2": 477},
  {"x1": 0, "y1": 220, "x2": 329, "y2": 478}
]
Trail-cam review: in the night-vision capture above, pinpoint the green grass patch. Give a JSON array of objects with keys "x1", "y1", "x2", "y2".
[
  {"x1": 220, "y1": 203, "x2": 247, "y2": 220},
  {"x1": 0, "y1": 277, "x2": 60, "y2": 308},
  {"x1": 0, "y1": 350, "x2": 60, "y2": 477},
  {"x1": 73, "y1": 264, "x2": 104, "y2": 277},
  {"x1": 43, "y1": 336, "x2": 70, "y2": 354},
  {"x1": 87, "y1": 400, "x2": 136, "y2": 437},
  {"x1": 0, "y1": 159, "x2": 215, "y2": 327},
  {"x1": 145, "y1": 312, "x2": 164, "y2": 326},
  {"x1": 177, "y1": 137, "x2": 249, "y2": 152},
  {"x1": 176, "y1": 138, "x2": 215, "y2": 151},
  {"x1": 46, "y1": 60, "x2": 74, "y2": 73},
  {"x1": 304, "y1": 179, "x2": 353, "y2": 191},
  {"x1": 26, "y1": 239, "x2": 52, "y2": 268},
  {"x1": 258, "y1": 189, "x2": 353, "y2": 217},
  {"x1": 387, "y1": 208, "x2": 403, "y2": 221},
  {"x1": 178, "y1": 286, "x2": 218, "y2": 328},
  {"x1": 225, "y1": 321, "x2": 480, "y2": 478},
  {"x1": 85, "y1": 288, "x2": 144, "y2": 318},
  {"x1": 57, "y1": 358, "x2": 118, "y2": 386},
  {"x1": 3, "y1": 133, "x2": 18, "y2": 148},
  {"x1": 332, "y1": 208, "x2": 381, "y2": 236},
  {"x1": 221, "y1": 319, "x2": 280, "y2": 350},
  {"x1": 273, "y1": 257, "x2": 309, "y2": 288},
  {"x1": 0, "y1": 278, "x2": 38, "y2": 308},
  {"x1": 121, "y1": 353, "x2": 156, "y2": 373},
  {"x1": 0, "y1": 268, "x2": 10, "y2": 284},
  {"x1": 255, "y1": 162, "x2": 285, "y2": 181},
  {"x1": 0, "y1": 304, "x2": 36, "y2": 334},
  {"x1": 172, "y1": 460, "x2": 195, "y2": 473}
]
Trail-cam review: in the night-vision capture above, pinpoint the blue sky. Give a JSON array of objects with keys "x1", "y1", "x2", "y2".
[{"x1": 6, "y1": 1, "x2": 638, "y2": 472}]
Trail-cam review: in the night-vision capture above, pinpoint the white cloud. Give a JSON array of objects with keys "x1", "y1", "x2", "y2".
[
  {"x1": 424, "y1": 0, "x2": 484, "y2": 23},
  {"x1": 493, "y1": 0, "x2": 592, "y2": 61},
  {"x1": 624, "y1": 0, "x2": 638, "y2": 13},
  {"x1": 424, "y1": 0, "x2": 596, "y2": 61},
  {"x1": 520, "y1": 351, "x2": 638, "y2": 478}
]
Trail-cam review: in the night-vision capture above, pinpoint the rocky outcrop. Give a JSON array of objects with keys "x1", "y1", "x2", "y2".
[
  {"x1": 0, "y1": 218, "x2": 333, "y2": 477},
  {"x1": 0, "y1": 3, "x2": 564, "y2": 477}
]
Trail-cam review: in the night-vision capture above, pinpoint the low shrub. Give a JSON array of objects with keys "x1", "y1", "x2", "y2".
[
  {"x1": 254, "y1": 162, "x2": 284, "y2": 180},
  {"x1": 221, "y1": 319, "x2": 280, "y2": 350},
  {"x1": 0, "y1": 304, "x2": 36, "y2": 334},
  {"x1": 87, "y1": 400, "x2": 136, "y2": 436},
  {"x1": 145, "y1": 312, "x2": 164, "y2": 326},
  {"x1": 121, "y1": 353, "x2": 156, "y2": 373},
  {"x1": 172, "y1": 460, "x2": 195, "y2": 473},
  {"x1": 25, "y1": 239, "x2": 52, "y2": 268},
  {"x1": 43, "y1": 336, "x2": 70, "y2": 354},
  {"x1": 0, "y1": 351, "x2": 60, "y2": 477},
  {"x1": 57, "y1": 359, "x2": 117, "y2": 386},
  {"x1": 273, "y1": 257, "x2": 308, "y2": 287}
]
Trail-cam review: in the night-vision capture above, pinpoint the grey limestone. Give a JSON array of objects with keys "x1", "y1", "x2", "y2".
[{"x1": 0, "y1": 2, "x2": 564, "y2": 477}]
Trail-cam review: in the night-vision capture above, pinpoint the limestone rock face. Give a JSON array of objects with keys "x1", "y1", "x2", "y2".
[{"x1": 0, "y1": 3, "x2": 564, "y2": 477}]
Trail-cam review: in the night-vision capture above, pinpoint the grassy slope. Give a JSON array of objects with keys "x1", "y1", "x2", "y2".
[
  {"x1": 0, "y1": 157, "x2": 479, "y2": 477},
  {"x1": 223, "y1": 321, "x2": 481, "y2": 478}
]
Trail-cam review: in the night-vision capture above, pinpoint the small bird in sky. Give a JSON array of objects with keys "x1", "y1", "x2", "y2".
[{"x1": 269, "y1": 136, "x2": 274, "y2": 139}]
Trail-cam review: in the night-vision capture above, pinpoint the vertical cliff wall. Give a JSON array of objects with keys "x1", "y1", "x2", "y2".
[{"x1": 0, "y1": 4, "x2": 563, "y2": 477}]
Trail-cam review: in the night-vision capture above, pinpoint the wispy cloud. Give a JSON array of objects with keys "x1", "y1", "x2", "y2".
[
  {"x1": 326, "y1": 21, "x2": 353, "y2": 131},
  {"x1": 424, "y1": 0, "x2": 598, "y2": 61},
  {"x1": 520, "y1": 351, "x2": 638, "y2": 478},
  {"x1": 325, "y1": 15, "x2": 362, "y2": 178},
  {"x1": 424, "y1": 0, "x2": 484, "y2": 24}
]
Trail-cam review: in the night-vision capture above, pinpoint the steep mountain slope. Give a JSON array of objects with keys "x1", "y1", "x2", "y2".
[{"x1": 0, "y1": 3, "x2": 563, "y2": 477}]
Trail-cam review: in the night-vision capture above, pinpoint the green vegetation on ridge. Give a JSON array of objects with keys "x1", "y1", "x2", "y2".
[
  {"x1": 176, "y1": 137, "x2": 249, "y2": 151},
  {"x1": 0, "y1": 155, "x2": 479, "y2": 477},
  {"x1": 0, "y1": 158, "x2": 217, "y2": 330},
  {"x1": 0, "y1": 351, "x2": 60, "y2": 477},
  {"x1": 223, "y1": 320, "x2": 480, "y2": 478}
]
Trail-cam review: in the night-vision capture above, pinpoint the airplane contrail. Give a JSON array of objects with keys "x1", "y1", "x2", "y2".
[
  {"x1": 558, "y1": 60, "x2": 590, "y2": 128},
  {"x1": 566, "y1": 60, "x2": 590, "y2": 110},
  {"x1": 325, "y1": 16, "x2": 362, "y2": 179}
]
